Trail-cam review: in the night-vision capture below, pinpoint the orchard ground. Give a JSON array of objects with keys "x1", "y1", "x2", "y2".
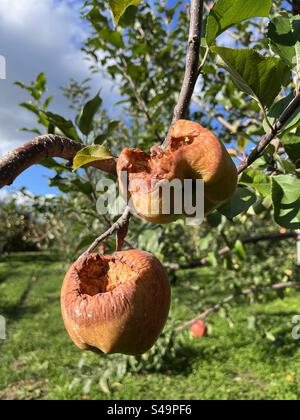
[{"x1": 0, "y1": 253, "x2": 300, "y2": 400}]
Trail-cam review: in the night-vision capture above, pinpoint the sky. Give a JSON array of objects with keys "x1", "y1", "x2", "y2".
[
  {"x1": 0, "y1": 0, "x2": 119, "y2": 196},
  {"x1": 0, "y1": 0, "x2": 294, "y2": 197}
]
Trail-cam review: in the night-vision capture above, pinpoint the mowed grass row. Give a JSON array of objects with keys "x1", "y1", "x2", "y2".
[{"x1": 0, "y1": 253, "x2": 300, "y2": 400}]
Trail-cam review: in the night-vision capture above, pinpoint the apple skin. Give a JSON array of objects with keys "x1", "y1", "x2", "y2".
[
  {"x1": 117, "y1": 119, "x2": 238, "y2": 224},
  {"x1": 191, "y1": 320, "x2": 207, "y2": 338},
  {"x1": 61, "y1": 250, "x2": 171, "y2": 355}
]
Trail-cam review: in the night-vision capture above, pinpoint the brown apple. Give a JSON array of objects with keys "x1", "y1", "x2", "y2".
[
  {"x1": 117, "y1": 119, "x2": 238, "y2": 224},
  {"x1": 61, "y1": 250, "x2": 171, "y2": 355}
]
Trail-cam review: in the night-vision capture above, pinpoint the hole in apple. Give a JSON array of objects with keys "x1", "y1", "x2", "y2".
[{"x1": 78, "y1": 258, "x2": 136, "y2": 296}]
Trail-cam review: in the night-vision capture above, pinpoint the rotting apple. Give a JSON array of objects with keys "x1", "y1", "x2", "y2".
[
  {"x1": 61, "y1": 250, "x2": 171, "y2": 355},
  {"x1": 117, "y1": 120, "x2": 238, "y2": 224}
]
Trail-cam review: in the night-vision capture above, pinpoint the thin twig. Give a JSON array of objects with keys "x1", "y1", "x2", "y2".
[
  {"x1": 162, "y1": 0, "x2": 204, "y2": 149},
  {"x1": 166, "y1": 231, "x2": 298, "y2": 271},
  {"x1": 197, "y1": 46, "x2": 210, "y2": 76},
  {"x1": 119, "y1": 56, "x2": 162, "y2": 143},
  {"x1": 237, "y1": 92, "x2": 300, "y2": 174},
  {"x1": 80, "y1": 207, "x2": 131, "y2": 258},
  {"x1": 176, "y1": 281, "x2": 298, "y2": 332},
  {"x1": 0, "y1": 135, "x2": 117, "y2": 189},
  {"x1": 192, "y1": 96, "x2": 238, "y2": 132}
]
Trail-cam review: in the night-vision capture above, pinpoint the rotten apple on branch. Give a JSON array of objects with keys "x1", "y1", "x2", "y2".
[{"x1": 117, "y1": 120, "x2": 238, "y2": 224}]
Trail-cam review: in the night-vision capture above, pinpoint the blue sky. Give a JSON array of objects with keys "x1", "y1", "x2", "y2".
[
  {"x1": 0, "y1": 0, "x2": 119, "y2": 196},
  {"x1": 0, "y1": 0, "x2": 294, "y2": 197}
]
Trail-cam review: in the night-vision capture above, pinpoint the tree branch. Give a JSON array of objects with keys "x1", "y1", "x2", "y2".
[
  {"x1": 166, "y1": 231, "x2": 298, "y2": 271},
  {"x1": 176, "y1": 281, "x2": 298, "y2": 332},
  {"x1": 192, "y1": 96, "x2": 238, "y2": 132},
  {"x1": 0, "y1": 135, "x2": 117, "y2": 189},
  {"x1": 162, "y1": 0, "x2": 204, "y2": 149},
  {"x1": 79, "y1": 206, "x2": 131, "y2": 258},
  {"x1": 119, "y1": 56, "x2": 163, "y2": 143},
  {"x1": 237, "y1": 92, "x2": 300, "y2": 174}
]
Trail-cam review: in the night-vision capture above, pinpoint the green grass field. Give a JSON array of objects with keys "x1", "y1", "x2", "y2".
[{"x1": 0, "y1": 253, "x2": 300, "y2": 400}]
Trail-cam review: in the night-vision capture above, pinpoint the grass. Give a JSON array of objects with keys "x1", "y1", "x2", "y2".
[{"x1": 0, "y1": 253, "x2": 300, "y2": 400}]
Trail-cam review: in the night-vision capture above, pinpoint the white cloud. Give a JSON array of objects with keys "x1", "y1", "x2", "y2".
[
  {"x1": 0, "y1": 0, "x2": 119, "y2": 156},
  {"x1": 0, "y1": 189, "x2": 34, "y2": 206},
  {"x1": 0, "y1": 188, "x2": 55, "y2": 206}
]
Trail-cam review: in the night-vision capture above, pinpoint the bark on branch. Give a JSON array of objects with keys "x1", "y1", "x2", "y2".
[
  {"x1": 237, "y1": 92, "x2": 300, "y2": 174},
  {"x1": 162, "y1": 0, "x2": 204, "y2": 149},
  {"x1": 176, "y1": 281, "x2": 298, "y2": 332},
  {"x1": 79, "y1": 206, "x2": 131, "y2": 258},
  {"x1": 0, "y1": 135, "x2": 117, "y2": 189},
  {"x1": 166, "y1": 231, "x2": 298, "y2": 271}
]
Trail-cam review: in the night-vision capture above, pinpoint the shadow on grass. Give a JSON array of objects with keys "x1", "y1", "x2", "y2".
[
  {"x1": 0, "y1": 252, "x2": 64, "y2": 265},
  {"x1": 256, "y1": 309, "x2": 300, "y2": 359},
  {"x1": 133, "y1": 344, "x2": 203, "y2": 377},
  {"x1": 0, "y1": 277, "x2": 40, "y2": 320}
]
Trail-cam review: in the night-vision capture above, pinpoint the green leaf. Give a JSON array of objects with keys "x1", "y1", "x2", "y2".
[
  {"x1": 19, "y1": 102, "x2": 39, "y2": 115},
  {"x1": 213, "y1": 47, "x2": 289, "y2": 108},
  {"x1": 107, "y1": 120, "x2": 120, "y2": 134},
  {"x1": 99, "y1": 27, "x2": 124, "y2": 48},
  {"x1": 20, "y1": 127, "x2": 42, "y2": 135},
  {"x1": 206, "y1": 0, "x2": 272, "y2": 46},
  {"x1": 73, "y1": 145, "x2": 113, "y2": 170},
  {"x1": 234, "y1": 240, "x2": 247, "y2": 260},
  {"x1": 108, "y1": 0, "x2": 141, "y2": 25},
  {"x1": 76, "y1": 235, "x2": 97, "y2": 252},
  {"x1": 239, "y1": 169, "x2": 271, "y2": 197},
  {"x1": 206, "y1": 211, "x2": 222, "y2": 227},
  {"x1": 148, "y1": 92, "x2": 169, "y2": 108},
  {"x1": 268, "y1": 14, "x2": 300, "y2": 73},
  {"x1": 265, "y1": 331, "x2": 276, "y2": 342},
  {"x1": 94, "y1": 121, "x2": 120, "y2": 144},
  {"x1": 275, "y1": 155, "x2": 296, "y2": 174},
  {"x1": 207, "y1": 252, "x2": 218, "y2": 267},
  {"x1": 138, "y1": 228, "x2": 163, "y2": 254},
  {"x1": 49, "y1": 175, "x2": 72, "y2": 193},
  {"x1": 218, "y1": 186, "x2": 257, "y2": 219},
  {"x1": 281, "y1": 133, "x2": 300, "y2": 163},
  {"x1": 14, "y1": 81, "x2": 28, "y2": 90},
  {"x1": 263, "y1": 93, "x2": 300, "y2": 134},
  {"x1": 42, "y1": 96, "x2": 53, "y2": 111},
  {"x1": 38, "y1": 158, "x2": 65, "y2": 170},
  {"x1": 197, "y1": 233, "x2": 213, "y2": 251},
  {"x1": 36, "y1": 72, "x2": 47, "y2": 90},
  {"x1": 71, "y1": 179, "x2": 94, "y2": 196},
  {"x1": 272, "y1": 175, "x2": 300, "y2": 229},
  {"x1": 247, "y1": 316, "x2": 256, "y2": 331},
  {"x1": 78, "y1": 93, "x2": 103, "y2": 135},
  {"x1": 45, "y1": 112, "x2": 81, "y2": 142}
]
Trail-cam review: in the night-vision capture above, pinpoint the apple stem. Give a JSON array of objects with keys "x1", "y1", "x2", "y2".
[{"x1": 79, "y1": 207, "x2": 131, "y2": 259}]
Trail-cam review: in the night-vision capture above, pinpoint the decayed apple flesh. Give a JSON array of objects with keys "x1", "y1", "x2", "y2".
[
  {"x1": 61, "y1": 250, "x2": 171, "y2": 355},
  {"x1": 117, "y1": 119, "x2": 238, "y2": 224},
  {"x1": 79, "y1": 259, "x2": 137, "y2": 295}
]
